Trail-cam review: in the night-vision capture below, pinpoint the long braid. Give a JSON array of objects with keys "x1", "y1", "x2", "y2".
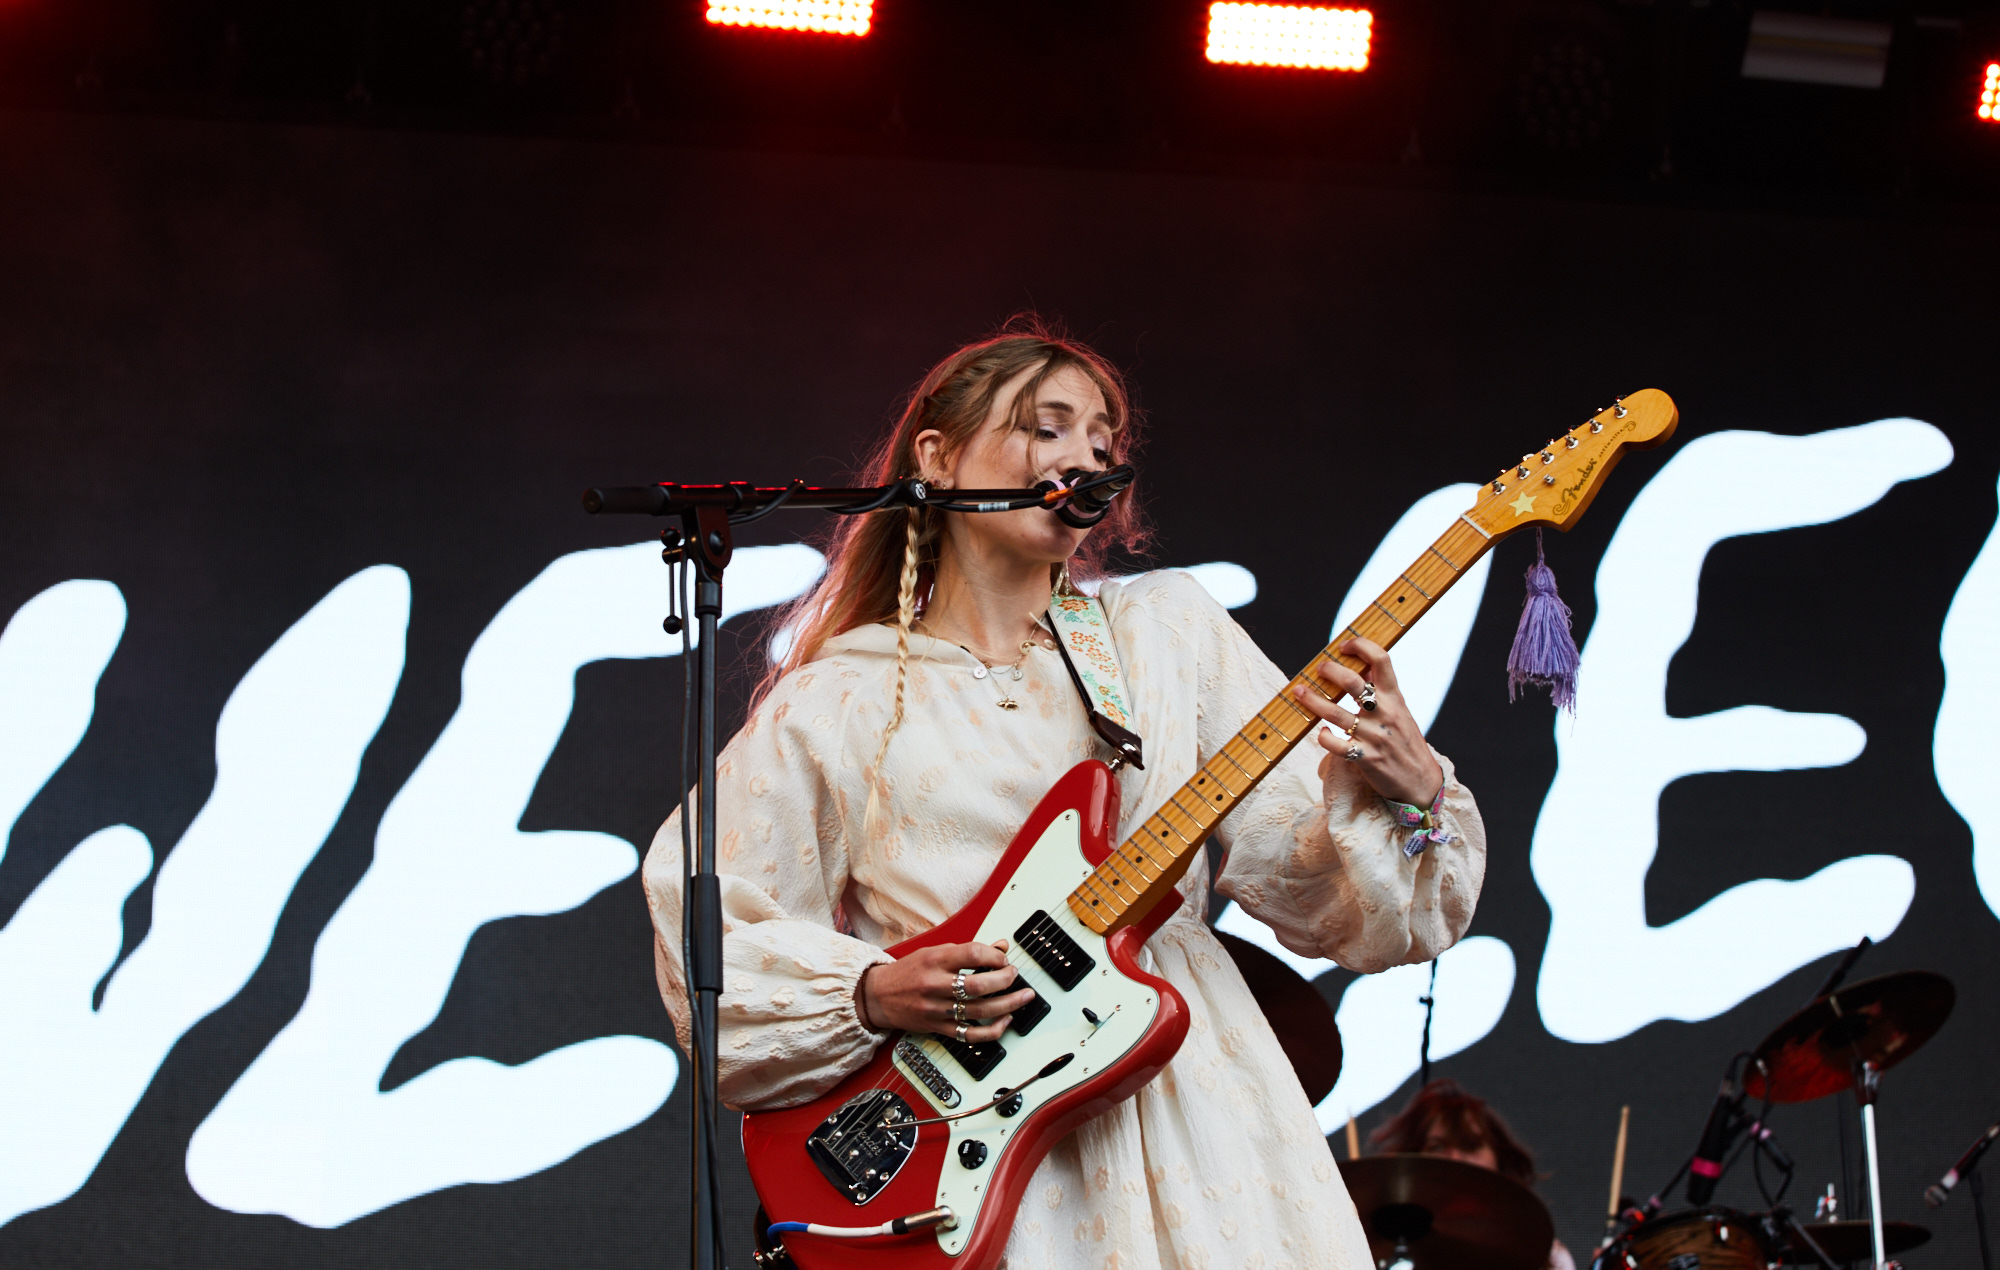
[{"x1": 863, "y1": 507, "x2": 923, "y2": 843}]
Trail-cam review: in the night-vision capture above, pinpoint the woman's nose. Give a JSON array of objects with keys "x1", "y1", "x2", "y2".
[{"x1": 1042, "y1": 440, "x2": 1103, "y2": 481}]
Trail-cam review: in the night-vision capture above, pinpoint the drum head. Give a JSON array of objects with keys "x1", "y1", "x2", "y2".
[{"x1": 1605, "y1": 1207, "x2": 1767, "y2": 1270}]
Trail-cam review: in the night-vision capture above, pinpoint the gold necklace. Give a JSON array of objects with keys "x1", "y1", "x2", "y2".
[{"x1": 963, "y1": 639, "x2": 1036, "y2": 710}]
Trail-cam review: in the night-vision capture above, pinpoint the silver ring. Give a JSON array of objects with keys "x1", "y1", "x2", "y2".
[
  {"x1": 952, "y1": 1002, "x2": 967, "y2": 1024},
  {"x1": 1345, "y1": 744, "x2": 1364, "y2": 763},
  {"x1": 1360, "y1": 682, "x2": 1378, "y2": 712},
  {"x1": 951, "y1": 972, "x2": 969, "y2": 1003},
  {"x1": 955, "y1": 1023, "x2": 968, "y2": 1042}
]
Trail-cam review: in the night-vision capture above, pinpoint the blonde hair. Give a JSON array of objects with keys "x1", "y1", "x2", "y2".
[{"x1": 766, "y1": 317, "x2": 1150, "y2": 837}]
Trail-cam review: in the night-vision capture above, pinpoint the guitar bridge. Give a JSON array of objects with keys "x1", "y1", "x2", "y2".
[{"x1": 806, "y1": 1088, "x2": 918, "y2": 1205}]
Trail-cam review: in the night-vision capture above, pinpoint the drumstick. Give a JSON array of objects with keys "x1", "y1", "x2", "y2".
[
  {"x1": 1346, "y1": 1116, "x2": 1361, "y2": 1161},
  {"x1": 1607, "y1": 1104, "x2": 1630, "y2": 1219}
]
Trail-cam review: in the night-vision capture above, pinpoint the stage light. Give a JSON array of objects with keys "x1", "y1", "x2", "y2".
[
  {"x1": 1740, "y1": 11, "x2": 1890, "y2": 89},
  {"x1": 1205, "y1": 3, "x2": 1372, "y2": 72},
  {"x1": 1981, "y1": 63, "x2": 1999, "y2": 122},
  {"x1": 705, "y1": 1, "x2": 871, "y2": 37}
]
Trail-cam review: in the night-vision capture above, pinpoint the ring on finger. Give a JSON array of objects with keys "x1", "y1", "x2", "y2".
[
  {"x1": 1345, "y1": 742, "x2": 1364, "y2": 763},
  {"x1": 951, "y1": 972, "x2": 969, "y2": 1003},
  {"x1": 955, "y1": 1023, "x2": 968, "y2": 1043},
  {"x1": 1360, "y1": 682, "x2": 1378, "y2": 712},
  {"x1": 952, "y1": 1001, "x2": 967, "y2": 1024}
]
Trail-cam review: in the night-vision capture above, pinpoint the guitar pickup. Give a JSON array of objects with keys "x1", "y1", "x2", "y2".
[
  {"x1": 1014, "y1": 910, "x2": 1096, "y2": 991},
  {"x1": 935, "y1": 1034, "x2": 1007, "y2": 1081},
  {"x1": 1004, "y1": 988, "x2": 1049, "y2": 1037}
]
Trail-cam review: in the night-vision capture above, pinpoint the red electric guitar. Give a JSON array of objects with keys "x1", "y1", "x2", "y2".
[{"x1": 743, "y1": 391, "x2": 1679, "y2": 1268}]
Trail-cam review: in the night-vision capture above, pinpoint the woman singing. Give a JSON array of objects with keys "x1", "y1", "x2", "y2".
[{"x1": 643, "y1": 322, "x2": 1486, "y2": 1269}]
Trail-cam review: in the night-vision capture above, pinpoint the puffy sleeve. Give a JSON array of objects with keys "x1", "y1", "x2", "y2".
[
  {"x1": 641, "y1": 668, "x2": 892, "y2": 1112},
  {"x1": 1164, "y1": 574, "x2": 1487, "y2": 974}
]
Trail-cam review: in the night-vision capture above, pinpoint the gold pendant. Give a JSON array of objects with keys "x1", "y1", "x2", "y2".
[{"x1": 997, "y1": 697, "x2": 1019, "y2": 711}]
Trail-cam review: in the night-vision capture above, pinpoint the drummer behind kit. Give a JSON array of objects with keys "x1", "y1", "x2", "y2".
[
  {"x1": 1324, "y1": 938, "x2": 1993, "y2": 1270},
  {"x1": 1586, "y1": 940, "x2": 1968, "y2": 1270}
]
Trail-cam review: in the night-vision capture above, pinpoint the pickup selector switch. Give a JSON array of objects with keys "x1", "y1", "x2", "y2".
[{"x1": 958, "y1": 1139, "x2": 989, "y2": 1169}]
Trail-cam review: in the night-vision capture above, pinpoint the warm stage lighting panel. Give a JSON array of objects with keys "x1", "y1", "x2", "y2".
[
  {"x1": 1206, "y1": 3, "x2": 1372, "y2": 72},
  {"x1": 1982, "y1": 63, "x2": 2000, "y2": 122},
  {"x1": 705, "y1": 1, "x2": 871, "y2": 36}
]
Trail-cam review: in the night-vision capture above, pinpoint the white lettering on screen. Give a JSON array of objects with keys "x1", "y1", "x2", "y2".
[
  {"x1": 0, "y1": 569, "x2": 410, "y2": 1228},
  {"x1": 187, "y1": 542, "x2": 824, "y2": 1227},
  {"x1": 1532, "y1": 421, "x2": 1949, "y2": 1044},
  {"x1": 1936, "y1": 469, "x2": 2000, "y2": 918}
]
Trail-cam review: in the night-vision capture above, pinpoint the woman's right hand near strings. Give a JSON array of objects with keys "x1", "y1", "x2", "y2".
[{"x1": 859, "y1": 940, "x2": 1033, "y2": 1041}]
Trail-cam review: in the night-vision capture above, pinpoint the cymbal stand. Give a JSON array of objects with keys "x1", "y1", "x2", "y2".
[{"x1": 1854, "y1": 1061, "x2": 1887, "y2": 1270}]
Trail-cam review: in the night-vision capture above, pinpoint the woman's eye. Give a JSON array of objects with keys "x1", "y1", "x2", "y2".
[{"x1": 1036, "y1": 427, "x2": 1059, "y2": 441}]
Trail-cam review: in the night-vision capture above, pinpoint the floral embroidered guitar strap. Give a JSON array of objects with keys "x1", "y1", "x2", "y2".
[{"x1": 1046, "y1": 593, "x2": 1145, "y2": 771}]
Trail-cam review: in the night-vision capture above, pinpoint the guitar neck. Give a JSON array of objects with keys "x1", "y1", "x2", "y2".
[{"x1": 1067, "y1": 514, "x2": 1497, "y2": 937}]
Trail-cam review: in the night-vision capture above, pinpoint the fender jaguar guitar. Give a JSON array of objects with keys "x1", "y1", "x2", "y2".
[{"x1": 743, "y1": 390, "x2": 1679, "y2": 1269}]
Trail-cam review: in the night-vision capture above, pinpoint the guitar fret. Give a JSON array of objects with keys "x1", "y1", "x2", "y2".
[
  {"x1": 1132, "y1": 834, "x2": 1177, "y2": 871},
  {"x1": 1427, "y1": 544, "x2": 1463, "y2": 573},
  {"x1": 1169, "y1": 789, "x2": 1213, "y2": 826},
  {"x1": 1294, "y1": 669, "x2": 1337, "y2": 703},
  {"x1": 1203, "y1": 763, "x2": 1242, "y2": 800},
  {"x1": 1100, "y1": 861, "x2": 1144, "y2": 900},
  {"x1": 1154, "y1": 811, "x2": 1196, "y2": 845},
  {"x1": 1223, "y1": 738, "x2": 1269, "y2": 776},
  {"x1": 1193, "y1": 767, "x2": 1234, "y2": 801},
  {"x1": 1217, "y1": 747, "x2": 1257, "y2": 787},
  {"x1": 1399, "y1": 572, "x2": 1433, "y2": 600},
  {"x1": 1185, "y1": 783, "x2": 1226, "y2": 816},
  {"x1": 1257, "y1": 708, "x2": 1305, "y2": 744},
  {"x1": 1370, "y1": 599, "x2": 1408, "y2": 629},
  {"x1": 1119, "y1": 843, "x2": 1162, "y2": 882},
  {"x1": 1239, "y1": 728, "x2": 1280, "y2": 763}
]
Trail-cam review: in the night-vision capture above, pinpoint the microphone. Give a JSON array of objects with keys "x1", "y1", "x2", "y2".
[
  {"x1": 1925, "y1": 1120, "x2": 2000, "y2": 1208},
  {"x1": 1745, "y1": 1119, "x2": 1793, "y2": 1173},
  {"x1": 1043, "y1": 465, "x2": 1135, "y2": 529},
  {"x1": 1687, "y1": 1073, "x2": 1746, "y2": 1205}
]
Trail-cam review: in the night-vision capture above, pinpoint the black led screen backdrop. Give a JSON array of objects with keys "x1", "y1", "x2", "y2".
[{"x1": 1, "y1": 108, "x2": 1998, "y2": 1267}]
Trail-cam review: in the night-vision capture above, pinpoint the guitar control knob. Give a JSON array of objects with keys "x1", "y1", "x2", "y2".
[
  {"x1": 997, "y1": 1093, "x2": 1024, "y2": 1118},
  {"x1": 958, "y1": 1139, "x2": 989, "y2": 1169}
]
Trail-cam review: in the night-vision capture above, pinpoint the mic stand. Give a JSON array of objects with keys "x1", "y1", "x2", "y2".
[
  {"x1": 681, "y1": 503, "x2": 733, "y2": 1270},
  {"x1": 1975, "y1": 1166, "x2": 1994, "y2": 1270},
  {"x1": 1770, "y1": 1206, "x2": 1840, "y2": 1270},
  {"x1": 583, "y1": 469, "x2": 1136, "y2": 1270}
]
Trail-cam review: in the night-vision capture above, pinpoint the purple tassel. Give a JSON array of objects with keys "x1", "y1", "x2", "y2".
[{"x1": 1507, "y1": 530, "x2": 1580, "y2": 712}]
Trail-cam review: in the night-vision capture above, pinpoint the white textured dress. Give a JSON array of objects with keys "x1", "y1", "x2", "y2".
[{"x1": 643, "y1": 570, "x2": 1487, "y2": 1270}]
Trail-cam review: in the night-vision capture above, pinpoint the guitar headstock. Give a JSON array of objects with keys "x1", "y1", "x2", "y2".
[{"x1": 1462, "y1": 388, "x2": 1678, "y2": 538}]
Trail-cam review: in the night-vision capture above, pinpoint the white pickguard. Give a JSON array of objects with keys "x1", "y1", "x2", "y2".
[{"x1": 888, "y1": 809, "x2": 1162, "y2": 1255}]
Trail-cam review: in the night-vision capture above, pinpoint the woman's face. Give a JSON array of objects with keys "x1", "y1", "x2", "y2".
[
  {"x1": 1422, "y1": 1127, "x2": 1500, "y2": 1173},
  {"x1": 917, "y1": 362, "x2": 1116, "y2": 574}
]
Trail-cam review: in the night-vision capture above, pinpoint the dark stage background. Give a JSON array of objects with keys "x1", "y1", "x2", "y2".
[{"x1": 2, "y1": 106, "x2": 1998, "y2": 1266}]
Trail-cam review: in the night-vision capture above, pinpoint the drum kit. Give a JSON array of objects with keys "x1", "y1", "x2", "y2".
[{"x1": 1216, "y1": 931, "x2": 1976, "y2": 1270}]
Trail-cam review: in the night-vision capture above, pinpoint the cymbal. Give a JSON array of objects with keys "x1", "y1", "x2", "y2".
[
  {"x1": 1213, "y1": 928, "x2": 1342, "y2": 1105},
  {"x1": 1338, "y1": 1154, "x2": 1554, "y2": 1270},
  {"x1": 1782, "y1": 1219, "x2": 1931, "y2": 1263},
  {"x1": 1745, "y1": 971, "x2": 1954, "y2": 1104}
]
